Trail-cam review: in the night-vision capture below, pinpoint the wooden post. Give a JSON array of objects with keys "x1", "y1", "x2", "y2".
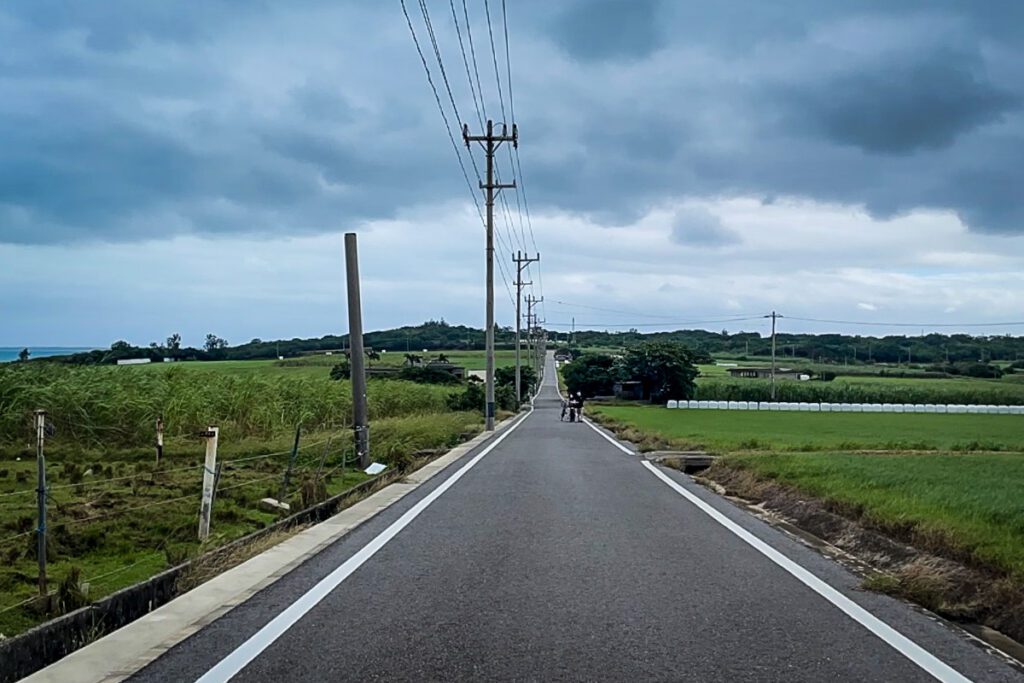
[
  {"x1": 279, "y1": 425, "x2": 301, "y2": 501},
  {"x1": 198, "y1": 426, "x2": 219, "y2": 541},
  {"x1": 34, "y1": 409, "x2": 47, "y2": 597},
  {"x1": 155, "y1": 417, "x2": 164, "y2": 467}
]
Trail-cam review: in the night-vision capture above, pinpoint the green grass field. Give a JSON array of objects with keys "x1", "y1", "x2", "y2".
[
  {"x1": 590, "y1": 404, "x2": 1024, "y2": 452},
  {"x1": 722, "y1": 452, "x2": 1024, "y2": 578}
]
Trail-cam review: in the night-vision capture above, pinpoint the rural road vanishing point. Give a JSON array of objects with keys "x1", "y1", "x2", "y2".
[{"x1": 79, "y1": 355, "x2": 1024, "y2": 681}]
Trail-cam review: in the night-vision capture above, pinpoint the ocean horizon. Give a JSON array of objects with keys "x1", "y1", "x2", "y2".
[{"x1": 0, "y1": 347, "x2": 96, "y2": 362}]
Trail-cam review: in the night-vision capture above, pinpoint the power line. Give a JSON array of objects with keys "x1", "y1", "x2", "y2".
[
  {"x1": 483, "y1": 0, "x2": 508, "y2": 123},
  {"x1": 461, "y1": 0, "x2": 488, "y2": 121},
  {"x1": 450, "y1": 0, "x2": 485, "y2": 129},
  {"x1": 500, "y1": 0, "x2": 542, "y2": 318},
  {"x1": 400, "y1": 0, "x2": 485, "y2": 226}
]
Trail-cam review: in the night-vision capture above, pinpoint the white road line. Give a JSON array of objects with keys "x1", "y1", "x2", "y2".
[
  {"x1": 195, "y1": 409, "x2": 534, "y2": 683},
  {"x1": 582, "y1": 417, "x2": 634, "y2": 455},
  {"x1": 578, "y1": 418, "x2": 970, "y2": 682},
  {"x1": 640, "y1": 461, "x2": 970, "y2": 683}
]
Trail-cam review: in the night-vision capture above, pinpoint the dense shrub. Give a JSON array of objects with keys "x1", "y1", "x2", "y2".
[{"x1": 396, "y1": 366, "x2": 462, "y2": 385}]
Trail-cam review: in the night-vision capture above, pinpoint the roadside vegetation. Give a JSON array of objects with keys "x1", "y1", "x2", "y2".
[{"x1": 0, "y1": 351, "x2": 537, "y2": 637}]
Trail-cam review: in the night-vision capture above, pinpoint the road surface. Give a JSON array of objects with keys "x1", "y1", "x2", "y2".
[{"x1": 133, "y1": 354, "x2": 1022, "y2": 682}]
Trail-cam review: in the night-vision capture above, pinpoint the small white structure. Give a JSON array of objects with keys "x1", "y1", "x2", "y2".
[
  {"x1": 666, "y1": 400, "x2": 679, "y2": 409},
  {"x1": 116, "y1": 358, "x2": 151, "y2": 366}
]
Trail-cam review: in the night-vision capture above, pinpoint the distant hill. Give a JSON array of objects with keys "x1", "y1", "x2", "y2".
[{"x1": 29, "y1": 320, "x2": 1024, "y2": 367}]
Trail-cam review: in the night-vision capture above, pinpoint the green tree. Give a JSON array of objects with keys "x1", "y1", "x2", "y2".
[
  {"x1": 562, "y1": 354, "x2": 622, "y2": 398},
  {"x1": 204, "y1": 334, "x2": 228, "y2": 352},
  {"x1": 17, "y1": 348, "x2": 30, "y2": 362},
  {"x1": 621, "y1": 341, "x2": 699, "y2": 402}
]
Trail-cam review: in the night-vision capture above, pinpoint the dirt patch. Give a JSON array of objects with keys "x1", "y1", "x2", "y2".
[{"x1": 701, "y1": 461, "x2": 1024, "y2": 646}]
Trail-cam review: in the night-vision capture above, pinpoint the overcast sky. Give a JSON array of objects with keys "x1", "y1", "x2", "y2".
[{"x1": 2, "y1": 1, "x2": 1023, "y2": 347}]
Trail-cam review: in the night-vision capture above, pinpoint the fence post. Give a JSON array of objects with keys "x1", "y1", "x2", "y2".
[
  {"x1": 198, "y1": 426, "x2": 219, "y2": 541},
  {"x1": 155, "y1": 417, "x2": 164, "y2": 467},
  {"x1": 279, "y1": 425, "x2": 301, "y2": 501},
  {"x1": 34, "y1": 409, "x2": 47, "y2": 598}
]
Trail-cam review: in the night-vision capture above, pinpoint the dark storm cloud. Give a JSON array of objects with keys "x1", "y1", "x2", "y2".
[
  {"x1": 549, "y1": 0, "x2": 663, "y2": 62},
  {"x1": 788, "y1": 50, "x2": 1018, "y2": 154},
  {"x1": 1, "y1": 0, "x2": 1023, "y2": 246}
]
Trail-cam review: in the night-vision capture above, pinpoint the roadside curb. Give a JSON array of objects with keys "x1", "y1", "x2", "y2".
[{"x1": 22, "y1": 414, "x2": 526, "y2": 683}]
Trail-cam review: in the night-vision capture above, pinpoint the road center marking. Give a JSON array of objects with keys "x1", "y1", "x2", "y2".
[{"x1": 195, "y1": 408, "x2": 534, "y2": 683}]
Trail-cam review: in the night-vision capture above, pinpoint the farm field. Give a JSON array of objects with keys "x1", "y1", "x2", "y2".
[
  {"x1": 589, "y1": 404, "x2": 1024, "y2": 452},
  {"x1": 719, "y1": 452, "x2": 1024, "y2": 579},
  {"x1": 0, "y1": 360, "x2": 487, "y2": 636}
]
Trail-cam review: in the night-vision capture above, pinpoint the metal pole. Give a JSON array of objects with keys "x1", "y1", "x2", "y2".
[
  {"x1": 34, "y1": 409, "x2": 47, "y2": 597},
  {"x1": 345, "y1": 232, "x2": 370, "y2": 467}
]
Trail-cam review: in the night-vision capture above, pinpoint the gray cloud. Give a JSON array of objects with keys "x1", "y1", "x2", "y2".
[
  {"x1": 550, "y1": 0, "x2": 663, "y2": 62},
  {"x1": 1, "y1": 0, "x2": 1024, "y2": 248},
  {"x1": 669, "y1": 208, "x2": 740, "y2": 248},
  {"x1": 789, "y1": 50, "x2": 1018, "y2": 154}
]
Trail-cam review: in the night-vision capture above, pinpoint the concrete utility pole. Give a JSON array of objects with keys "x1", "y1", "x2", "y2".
[
  {"x1": 513, "y1": 251, "x2": 539, "y2": 406},
  {"x1": 198, "y1": 426, "x2": 219, "y2": 541},
  {"x1": 526, "y1": 295, "x2": 543, "y2": 390},
  {"x1": 345, "y1": 233, "x2": 370, "y2": 467},
  {"x1": 34, "y1": 409, "x2": 47, "y2": 597},
  {"x1": 765, "y1": 311, "x2": 782, "y2": 400},
  {"x1": 464, "y1": 120, "x2": 517, "y2": 431}
]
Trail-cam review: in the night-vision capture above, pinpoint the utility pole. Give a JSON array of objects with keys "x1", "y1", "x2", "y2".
[
  {"x1": 345, "y1": 232, "x2": 370, "y2": 466},
  {"x1": 526, "y1": 295, "x2": 542, "y2": 388},
  {"x1": 464, "y1": 120, "x2": 517, "y2": 431},
  {"x1": 765, "y1": 312, "x2": 781, "y2": 400},
  {"x1": 198, "y1": 426, "x2": 219, "y2": 541},
  {"x1": 513, "y1": 251, "x2": 539, "y2": 406},
  {"x1": 34, "y1": 409, "x2": 47, "y2": 597}
]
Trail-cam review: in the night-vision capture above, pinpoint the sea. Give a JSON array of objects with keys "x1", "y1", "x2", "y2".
[{"x1": 0, "y1": 347, "x2": 96, "y2": 363}]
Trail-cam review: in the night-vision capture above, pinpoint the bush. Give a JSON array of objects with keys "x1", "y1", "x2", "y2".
[
  {"x1": 446, "y1": 383, "x2": 485, "y2": 413},
  {"x1": 396, "y1": 366, "x2": 462, "y2": 385},
  {"x1": 329, "y1": 360, "x2": 351, "y2": 381}
]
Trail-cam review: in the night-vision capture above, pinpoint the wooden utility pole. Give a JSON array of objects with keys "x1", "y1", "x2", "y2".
[
  {"x1": 345, "y1": 232, "x2": 370, "y2": 465},
  {"x1": 513, "y1": 251, "x2": 539, "y2": 406},
  {"x1": 464, "y1": 120, "x2": 517, "y2": 431},
  {"x1": 34, "y1": 409, "x2": 47, "y2": 597}
]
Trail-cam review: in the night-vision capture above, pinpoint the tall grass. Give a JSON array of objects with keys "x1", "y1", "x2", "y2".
[{"x1": 0, "y1": 364, "x2": 453, "y2": 446}]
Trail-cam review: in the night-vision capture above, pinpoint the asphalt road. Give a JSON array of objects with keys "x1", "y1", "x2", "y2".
[{"x1": 133, "y1": 355, "x2": 1023, "y2": 682}]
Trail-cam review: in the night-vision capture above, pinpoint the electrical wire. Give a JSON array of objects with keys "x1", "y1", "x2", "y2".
[{"x1": 400, "y1": 0, "x2": 485, "y2": 227}]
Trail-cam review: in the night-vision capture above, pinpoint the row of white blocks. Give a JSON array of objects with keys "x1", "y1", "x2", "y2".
[{"x1": 665, "y1": 400, "x2": 1024, "y2": 415}]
